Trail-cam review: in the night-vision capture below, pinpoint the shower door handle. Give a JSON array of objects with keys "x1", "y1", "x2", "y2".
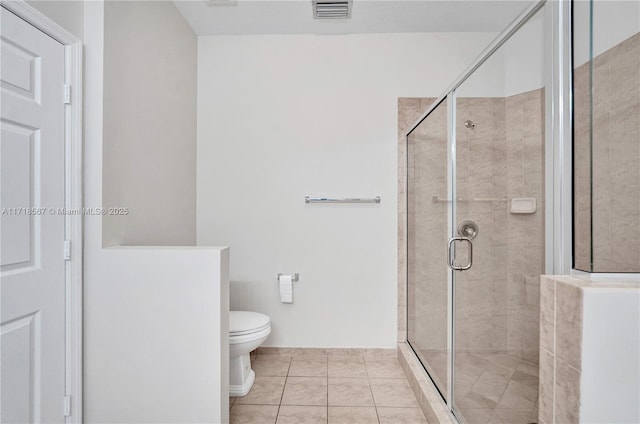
[{"x1": 448, "y1": 236, "x2": 473, "y2": 271}]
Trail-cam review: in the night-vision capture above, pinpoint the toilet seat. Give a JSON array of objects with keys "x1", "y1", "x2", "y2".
[
  {"x1": 230, "y1": 322, "x2": 271, "y2": 337},
  {"x1": 229, "y1": 325, "x2": 271, "y2": 344},
  {"x1": 230, "y1": 311, "x2": 271, "y2": 338}
]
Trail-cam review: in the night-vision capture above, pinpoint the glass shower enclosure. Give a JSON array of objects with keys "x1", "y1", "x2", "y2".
[{"x1": 406, "y1": 3, "x2": 546, "y2": 424}]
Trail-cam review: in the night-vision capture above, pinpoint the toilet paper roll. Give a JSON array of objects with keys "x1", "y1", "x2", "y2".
[{"x1": 279, "y1": 274, "x2": 293, "y2": 303}]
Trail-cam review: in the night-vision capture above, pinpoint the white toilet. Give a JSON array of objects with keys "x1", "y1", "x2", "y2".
[{"x1": 229, "y1": 311, "x2": 271, "y2": 396}]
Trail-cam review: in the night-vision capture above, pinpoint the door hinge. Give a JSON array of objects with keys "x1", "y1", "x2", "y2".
[
  {"x1": 64, "y1": 240, "x2": 71, "y2": 261},
  {"x1": 64, "y1": 84, "x2": 72, "y2": 104},
  {"x1": 64, "y1": 395, "x2": 71, "y2": 417}
]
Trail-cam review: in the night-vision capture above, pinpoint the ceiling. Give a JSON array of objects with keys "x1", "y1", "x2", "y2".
[{"x1": 173, "y1": 0, "x2": 537, "y2": 36}]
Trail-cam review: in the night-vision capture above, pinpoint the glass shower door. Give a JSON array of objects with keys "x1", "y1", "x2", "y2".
[
  {"x1": 450, "y1": 96, "x2": 543, "y2": 424},
  {"x1": 406, "y1": 98, "x2": 451, "y2": 398},
  {"x1": 404, "y1": 3, "x2": 546, "y2": 424},
  {"x1": 450, "y1": 8, "x2": 545, "y2": 423}
]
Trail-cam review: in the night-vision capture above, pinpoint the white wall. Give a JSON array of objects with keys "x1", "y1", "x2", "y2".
[
  {"x1": 504, "y1": 9, "x2": 545, "y2": 96},
  {"x1": 455, "y1": 8, "x2": 545, "y2": 98},
  {"x1": 580, "y1": 288, "x2": 640, "y2": 423},
  {"x1": 26, "y1": 0, "x2": 83, "y2": 39},
  {"x1": 84, "y1": 3, "x2": 228, "y2": 422},
  {"x1": 197, "y1": 32, "x2": 496, "y2": 348},
  {"x1": 102, "y1": 1, "x2": 197, "y2": 246}
]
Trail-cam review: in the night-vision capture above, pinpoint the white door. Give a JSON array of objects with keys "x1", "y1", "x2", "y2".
[{"x1": 1, "y1": 7, "x2": 66, "y2": 423}]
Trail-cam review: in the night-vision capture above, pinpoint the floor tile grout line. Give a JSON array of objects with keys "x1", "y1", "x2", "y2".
[
  {"x1": 450, "y1": 351, "x2": 539, "y2": 422},
  {"x1": 364, "y1": 355, "x2": 382, "y2": 424},
  {"x1": 274, "y1": 356, "x2": 292, "y2": 424},
  {"x1": 239, "y1": 401, "x2": 436, "y2": 409},
  {"x1": 239, "y1": 354, "x2": 429, "y2": 423},
  {"x1": 325, "y1": 355, "x2": 330, "y2": 423}
]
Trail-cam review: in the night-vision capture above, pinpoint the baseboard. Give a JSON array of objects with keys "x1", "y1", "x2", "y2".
[{"x1": 255, "y1": 346, "x2": 397, "y2": 357}]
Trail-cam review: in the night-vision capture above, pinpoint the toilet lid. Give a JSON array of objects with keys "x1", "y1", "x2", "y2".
[{"x1": 230, "y1": 311, "x2": 270, "y2": 335}]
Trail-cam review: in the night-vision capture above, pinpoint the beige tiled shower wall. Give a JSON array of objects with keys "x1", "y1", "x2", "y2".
[
  {"x1": 406, "y1": 101, "x2": 449, "y2": 359},
  {"x1": 539, "y1": 275, "x2": 640, "y2": 424},
  {"x1": 539, "y1": 276, "x2": 583, "y2": 424},
  {"x1": 573, "y1": 43, "x2": 592, "y2": 271},
  {"x1": 504, "y1": 89, "x2": 545, "y2": 361},
  {"x1": 397, "y1": 98, "x2": 437, "y2": 344},
  {"x1": 573, "y1": 32, "x2": 640, "y2": 272},
  {"x1": 398, "y1": 89, "x2": 544, "y2": 363}
]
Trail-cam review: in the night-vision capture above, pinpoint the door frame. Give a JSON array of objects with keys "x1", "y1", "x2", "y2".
[{"x1": 0, "y1": 2, "x2": 83, "y2": 422}]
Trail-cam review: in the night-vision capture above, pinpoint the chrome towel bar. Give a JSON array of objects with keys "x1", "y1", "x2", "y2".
[
  {"x1": 432, "y1": 195, "x2": 507, "y2": 203},
  {"x1": 305, "y1": 196, "x2": 381, "y2": 204}
]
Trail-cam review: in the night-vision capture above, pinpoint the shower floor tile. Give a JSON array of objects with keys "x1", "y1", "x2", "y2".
[
  {"x1": 230, "y1": 353, "x2": 428, "y2": 424},
  {"x1": 419, "y1": 349, "x2": 539, "y2": 424}
]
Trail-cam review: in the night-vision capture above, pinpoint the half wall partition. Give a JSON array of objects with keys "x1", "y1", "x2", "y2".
[{"x1": 405, "y1": 3, "x2": 546, "y2": 423}]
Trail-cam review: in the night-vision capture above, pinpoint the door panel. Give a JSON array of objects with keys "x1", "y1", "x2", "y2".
[
  {"x1": 1, "y1": 123, "x2": 38, "y2": 268},
  {"x1": 450, "y1": 9, "x2": 545, "y2": 424},
  {"x1": 1, "y1": 7, "x2": 66, "y2": 423},
  {"x1": 1, "y1": 313, "x2": 41, "y2": 423}
]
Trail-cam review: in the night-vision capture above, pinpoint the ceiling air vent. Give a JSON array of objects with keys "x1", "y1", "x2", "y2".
[{"x1": 312, "y1": 0, "x2": 352, "y2": 19}]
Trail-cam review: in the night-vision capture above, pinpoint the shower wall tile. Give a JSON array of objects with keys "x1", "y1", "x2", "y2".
[
  {"x1": 398, "y1": 98, "x2": 422, "y2": 138},
  {"x1": 523, "y1": 138, "x2": 543, "y2": 193},
  {"x1": 573, "y1": 55, "x2": 591, "y2": 278},
  {"x1": 492, "y1": 216, "x2": 508, "y2": 250},
  {"x1": 574, "y1": 31, "x2": 640, "y2": 272},
  {"x1": 593, "y1": 54, "x2": 609, "y2": 106},
  {"x1": 398, "y1": 211, "x2": 407, "y2": 343},
  {"x1": 538, "y1": 347, "x2": 554, "y2": 424},
  {"x1": 419, "y1": 98, "x2": 437, "y2": 117},
  {"x1": 404, "y1": 99, "x2": 449, "y2": 352},
  {"x1": 543, "y1": 276, "x2": 639, "y2": 424},
  {"x1": 555, "y1": 359, "x2": 581, "y2": 424},
  {"x1": 610, "y1": 210, "x2": 640, "y2": 270},
  {"x1": 574, "y1": 211, "x2": 591, "y2": 266},
  {"x1": 493, "y1": 97, "x2": 507, "y2": 139},
  {"x1": 504, "y1": 89, "x2": 545, "y2": 361},
  {"x1": 523, "y1": 90, "x2": 543, "y2": 138},
  {"x1": 573, "y1": 55, "x2": 592, "y2": 274},
  {"x1": 539, "y1": 277, "x2": 555, "y2": 353},
  {"x1": 400, "y1": 92, "x2": 543, "y2": 361},
  {"x1": 398, "y1": 98, "x2": 436, "y2": 343},
  {"x1": 524, "y1": 276, "x2": 540, "y2": 307},
  {"x1": 555, "y1": 279, "x2": 583, "y2": 370},
  {"x1": 538, "y1": 275, "x2": 599, "y2": 424}
]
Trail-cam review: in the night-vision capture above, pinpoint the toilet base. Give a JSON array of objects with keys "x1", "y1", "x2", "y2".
[
  {"x1": 229, "y1": 369, "x2": 255, "y2": 397},
  {"x1": 229, "y1": 352, "x2": 256, "y2": 397}
]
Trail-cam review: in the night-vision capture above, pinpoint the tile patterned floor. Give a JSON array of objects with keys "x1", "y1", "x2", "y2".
[
  {"x1": 420, "y1": 350, "x2": 539, "y2": 424},
  {"x1": 230, "y1": 354, "x2": 428, "y2": 424}
]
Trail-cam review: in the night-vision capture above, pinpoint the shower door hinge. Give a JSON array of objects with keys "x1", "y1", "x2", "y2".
[
  {"x1": 64, "y1": 84, "x2": 72, "y2": 104},
  {"x1": 63, "y1": 395, "x2": 71, "y2": 416},
  {"x1": 64, "y1": 240, "x2": 71, "y2": 261}
]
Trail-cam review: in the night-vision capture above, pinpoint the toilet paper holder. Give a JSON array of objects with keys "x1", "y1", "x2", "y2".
[{"x1": 277, "y1": 273, "x2": 299, "y2": 282}]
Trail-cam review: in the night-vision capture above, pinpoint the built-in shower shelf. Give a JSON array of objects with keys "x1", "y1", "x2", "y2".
[{"x1": 432, "y1": 195, "x2": 508, "y2": 204}]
